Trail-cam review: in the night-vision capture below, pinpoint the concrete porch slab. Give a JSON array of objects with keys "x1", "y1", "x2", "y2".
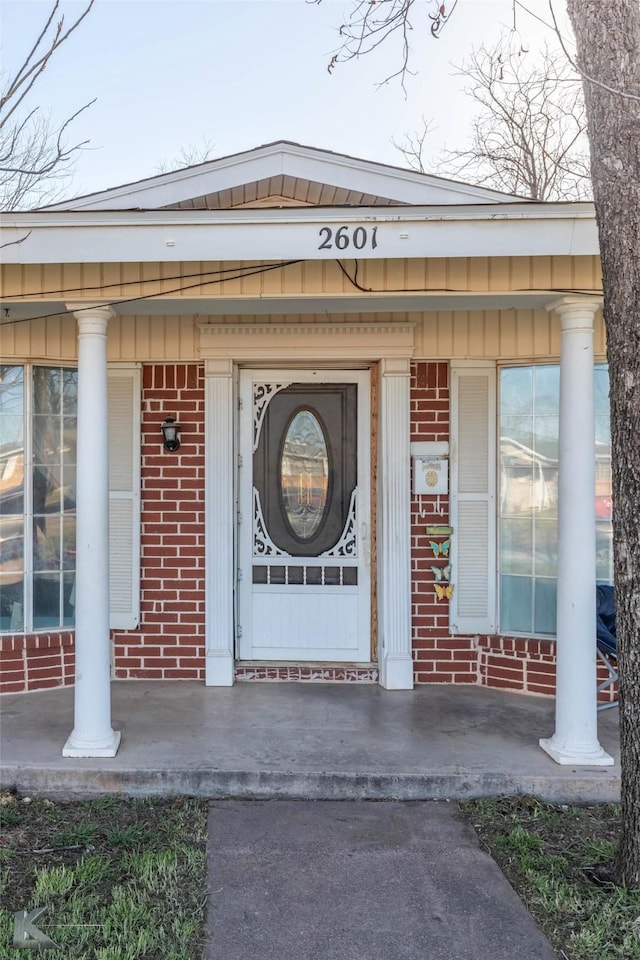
[{"x1": 0, "y1": 682, "x2": 620, "y2": 802}]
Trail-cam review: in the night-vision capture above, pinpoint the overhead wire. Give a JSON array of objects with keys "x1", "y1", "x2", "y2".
[
  {"x1": 1, "y1": 257, "x2": 603, "y2": 329},
  {"x1": 0, "y1": 260, "x2": 304, "y2": 327}
]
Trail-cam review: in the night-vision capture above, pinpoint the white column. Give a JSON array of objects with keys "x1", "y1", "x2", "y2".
[
  {"x1": 204, "y1": 359, "x2": 235, "y2": 685},
  {"x1": 63, "y1": 304, "x2": 120, "y2": 757},
  {"x1": 378, "y1": 358, "x2": 414, "y2": 689},
  {"x1": 540, "y1": 297, "x2": 613, "y2": 765}
]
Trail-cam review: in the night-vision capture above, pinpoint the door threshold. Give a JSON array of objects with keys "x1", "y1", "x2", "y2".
[{"x1": 234, "y1": 661, "x2": 380, "y2": 683}]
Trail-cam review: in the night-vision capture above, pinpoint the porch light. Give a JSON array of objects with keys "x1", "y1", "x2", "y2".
[{"x1": 161, "y1": 417, "x2": 181, "y2": 452}]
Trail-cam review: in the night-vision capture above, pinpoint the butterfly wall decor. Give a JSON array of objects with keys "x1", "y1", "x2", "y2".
[
  {"x1": 430, "y1": 564, "x2": 452, "y2": 582},
  {"x1": 434, "y1": 583, "x2": 454, "y2": 601},
  {"x1": 429, "y1": 539, "x2": 450, "y2": 558}
]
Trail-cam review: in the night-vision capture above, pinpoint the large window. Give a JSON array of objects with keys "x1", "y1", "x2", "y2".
[
  {"x1": 499, "y1": 364, "x2": 612, "y2": 636},
  {"x1": 0, "y1": 365, "x2": 78, "y2": 632}
]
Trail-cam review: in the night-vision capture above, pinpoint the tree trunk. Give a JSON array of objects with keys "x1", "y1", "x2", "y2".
[{"x1": 566, "y1": 0, "x2": 640, "y2": 886}]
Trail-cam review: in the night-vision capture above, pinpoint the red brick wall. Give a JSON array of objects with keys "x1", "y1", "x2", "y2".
[
  {"x1": 0, "y1": 632, "x2": 74, "y2": 693},
  {"x1": 112, "y1": 363, "x2": 206, "y2": 680},
  {"x1": 410, "y1": 362, "x2": 477, "y2": 684}
]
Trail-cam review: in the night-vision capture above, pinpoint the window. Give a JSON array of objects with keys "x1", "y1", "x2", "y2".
[
  {"x1": 498, "y1": 363, "x2": 612, "y2": 636},
  {"x1": 0, "y1": 365, "x2": 78, "y2": 632}
]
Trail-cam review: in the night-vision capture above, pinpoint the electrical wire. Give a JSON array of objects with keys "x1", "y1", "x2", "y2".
[
  {"x1": 0, "y1": 260, "x2": 304, "y2": 327},
  {"x1": 1, "y1": 260, "x2": 303, "y2": 300},
  {"x1": 1, "y1": 256, "x2": 603, "y2": 329}
]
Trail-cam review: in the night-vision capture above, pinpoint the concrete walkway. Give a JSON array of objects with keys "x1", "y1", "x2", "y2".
[
  {"x1": 0, "y1": 681, "x2": 620, "y2": 802},
  {"x1": 205, "y1": 800, "x2": 557, "y2": 960}
]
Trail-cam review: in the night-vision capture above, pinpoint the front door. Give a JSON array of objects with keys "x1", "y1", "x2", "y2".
[{"x1": 237, "y1": 369, "x2": 371, "y2": 662}]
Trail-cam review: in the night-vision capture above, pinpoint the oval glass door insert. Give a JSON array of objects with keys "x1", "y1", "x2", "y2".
[{"x1": 280, "y1": 409, "x2": 329, "y2": 539}]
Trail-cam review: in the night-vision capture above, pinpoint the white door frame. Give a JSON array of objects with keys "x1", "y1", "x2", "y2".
[
  {"x1": 237, "y1": 368, "x2": 371, "y2": 662},
  {"x1": 199, "y1": 321, "x2": 415, "y2": 689}
]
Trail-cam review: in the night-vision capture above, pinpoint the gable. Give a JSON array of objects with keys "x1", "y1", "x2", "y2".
[
  {"x1": 43, "y1": 141, "x2": 527, "y2": 212},
  {"x1": 161, "y1": 175, "x2": 402, "y2": 210}
]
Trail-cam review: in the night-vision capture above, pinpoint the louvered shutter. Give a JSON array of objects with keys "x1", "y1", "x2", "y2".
[
  {"x1": 108, "y1": 366, "x2": 141, "y2": 629},
  {"x1": 450, "y1": 365, "x2": 496, "y2": 634}
]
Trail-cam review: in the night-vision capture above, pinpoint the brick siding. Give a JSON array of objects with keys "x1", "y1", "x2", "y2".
[{"x1": 112, "y1": 363, "x2": 206, "y2": 680}]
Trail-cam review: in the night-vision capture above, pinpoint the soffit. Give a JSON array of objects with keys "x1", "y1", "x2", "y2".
[{"x1": 161, "y1": 176, "x2": 402, "y2": 210}]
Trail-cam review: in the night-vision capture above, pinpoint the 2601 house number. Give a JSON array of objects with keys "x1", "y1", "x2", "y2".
[{"x1": 318, "y1": 225, "x2": 378, "y2": 251}]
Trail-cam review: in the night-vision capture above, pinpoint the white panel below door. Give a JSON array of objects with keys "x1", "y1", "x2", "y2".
[{"x1": 243, "y1": 587, "x2": 361, "y2": 661}]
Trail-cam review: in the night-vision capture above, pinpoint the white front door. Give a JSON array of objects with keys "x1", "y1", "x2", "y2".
[{"x1": 237, "y1": 369, "x2": 371, "y2": 662}]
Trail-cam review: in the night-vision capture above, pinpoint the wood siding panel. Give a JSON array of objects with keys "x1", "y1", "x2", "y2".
[
  {"x1": 1, "y1": 257, "x2": 604, "y2": 299},
  {"x1": 488, "y1": 258, "x2": 510, "y2": 290},
  {"x1": 1, "y1": 308, "x2": 605, "y2": 363}
]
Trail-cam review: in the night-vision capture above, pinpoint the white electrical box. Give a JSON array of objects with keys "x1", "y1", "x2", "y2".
[{"x1": 413, "y1": 456, "x2": 449, "y2": 495}]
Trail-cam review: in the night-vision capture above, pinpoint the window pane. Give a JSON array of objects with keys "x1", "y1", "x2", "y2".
[
  {"x1": 534, "y1": 579, "x2": 557, "y2": 635},
  {"x1": 62, "y1": 370, "x2": 78, "y2": 414},
  {"x1": 0, "y1": 575, "x2": 24, "y2": 631},
  {"x1": 500, "y1": 456, "x2": 534, "y2": 518},
  {"x1": 500, "y1": 367, "x2": 532, "y2": 416},
  {"x1": 33, "y1": 465, "x2": 62, "y2": 516},
  {"x1": 596, "y1": 521, "x2": 613, "y2": 582},
  {"x1": 500, "y1": 416, "x2": 534, "y2": 452},
  {"x1": 33, "y1": 367, "x2": 61, "y2": 414},
  {"x1": 0, "y1": 366, "x2": 24, "y2": 420},
  {"x1": 62, "y1": 572, "x2": 75, "y2": 626},
  {"x1": 62, "y1": 464, "x2": 76, "y2": 512},
  {"x1": 501, "y1": 575, "x2": 532, "y2": 633},
  {"x1": 533, "y1": 366, "x2": 560, "y2": 414},
  {"x1": 33, "y1": 572, "x2": 61, "y2": 628},
  {"x1": 501, "y1": 519, "x2": 533, "y2": 575},
  {"x1": 33, "y1": 515, "x2": 61, "y2": 572},
  {"x1": 532, "y1": 416, "x2": 559, "y2": 459},
  {"x1": 33, "y1": 414, "x2": 61, "y2": 464},
  {"x1": 62, "y1": 516, "x2": 76, "y2": 571},
  {"x1": 534, "y1": 520, "x2": 558, "y2": 576}
]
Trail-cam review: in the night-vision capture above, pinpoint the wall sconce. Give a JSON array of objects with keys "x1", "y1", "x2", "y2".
[{"x1": 161, "y1": 417, "x2": 181, "y2": 452}]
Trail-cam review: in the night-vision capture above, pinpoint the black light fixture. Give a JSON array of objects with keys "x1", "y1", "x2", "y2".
[{"x1": 161, "y1": 417, "x2": 181, "y2": 452}]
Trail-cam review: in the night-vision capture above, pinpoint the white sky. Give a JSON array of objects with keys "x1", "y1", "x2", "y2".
[{"x1": 0, "y1": 0, "x2": 573, "y2": 198}]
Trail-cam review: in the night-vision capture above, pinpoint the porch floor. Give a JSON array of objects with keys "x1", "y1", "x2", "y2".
[{"x1": 0, "y1": 681, "x2": 620, "y2": 802}]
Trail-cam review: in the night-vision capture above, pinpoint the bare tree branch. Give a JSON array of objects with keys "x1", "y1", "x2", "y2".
[
  {"x1": 395, "y1": 38, "x2": 592, "y2": 201},
  {"x1": 314, "y1": 0, "x2": 455, "y2": 94},
  {"x1": 0, "y1": 1, "x2": 95, "y2": 209},
  {"x1": 155, "y1": 138, "x2": 216, "y2": 175},
  {"x1": 392, "y1": 116, "x2": 434, "y2": 173}
]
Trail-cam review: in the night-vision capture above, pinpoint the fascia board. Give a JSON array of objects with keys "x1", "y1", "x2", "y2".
[
  {"x1": 0, "y1": 205, "x2": 599, "y2": 264},
  {"x1": 43, "y1": 143, "x2": 524, "y2": 211}
]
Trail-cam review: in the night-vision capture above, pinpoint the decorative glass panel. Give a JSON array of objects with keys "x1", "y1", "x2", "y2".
[{"x1": 280, "y1": 410, "x2": 329, "y2": 540}]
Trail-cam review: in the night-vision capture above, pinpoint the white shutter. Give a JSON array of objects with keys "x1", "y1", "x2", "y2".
[
  {"x1": 450, "y1": 364, "x2": 496, "y2": 634},
  {"x1": 108, "y1": 366, "x2": 141, "y2": 629}
]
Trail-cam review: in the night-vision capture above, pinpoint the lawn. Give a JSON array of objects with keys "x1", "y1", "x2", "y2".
[
  {"x1": 1, "y1": 792, "x2": 639, "y2": 959},
  {"x1": 461, "y1": 797, "x2": 640, "y2": 960},
  {"x1": 0, "y1": 792, "x2": 208, "y2": 959}
]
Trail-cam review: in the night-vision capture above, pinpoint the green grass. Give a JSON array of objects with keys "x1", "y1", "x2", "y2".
[
  {"x1": 3, "y1": 790, "x2": 639, "y2": 959},
  {"x1": 461, "y1": 797, "x2": 640, "y2": 960},
  {"x1": 0, "y1": 792, "x2": 207, "y2": 959}
]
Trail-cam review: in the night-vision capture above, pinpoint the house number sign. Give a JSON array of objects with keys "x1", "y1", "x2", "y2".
[{"x1": 318, "y1": 225, "x2": 378, "y2": 251}]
